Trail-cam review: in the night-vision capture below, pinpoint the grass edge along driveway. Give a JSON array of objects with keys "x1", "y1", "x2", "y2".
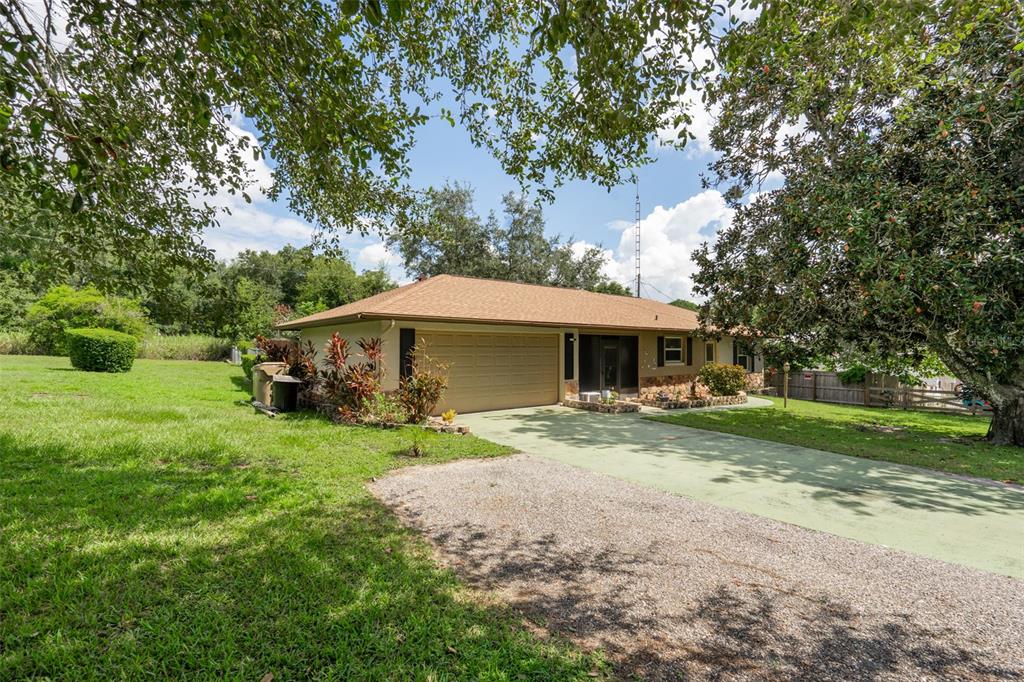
[
  {"x1": 647, "y1": 396, "x2": 1023, "y2": 484},
  {"x1": 0, "y1": 356, "x2": 608, "y2": 680}
]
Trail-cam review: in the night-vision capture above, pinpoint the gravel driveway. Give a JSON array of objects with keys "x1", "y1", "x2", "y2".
[{"x1": 371, "y1": 455, "x2": 1024, "y2": 681}]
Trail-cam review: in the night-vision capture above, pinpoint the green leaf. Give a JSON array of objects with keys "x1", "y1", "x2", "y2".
[
  {"x1": 340, "y1": 0, "x2": 359, "y2": 16},
  {"x1": 69, "y1": 163, "x2": 79, "y2": 179},
  {"x1": 386, "y1": 0, "x2": 403, "y2": 22},
  {"x1": 365, "y1": 0, "x2": 383, "y2": 25}
]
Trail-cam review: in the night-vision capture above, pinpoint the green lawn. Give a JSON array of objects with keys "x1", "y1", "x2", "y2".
[
  {"x1": 647, "y1": 396, "x2": 1023, "y2": 484},
  {"x1": 0, "y1": 356, "x2": 605, "y2": 679}
]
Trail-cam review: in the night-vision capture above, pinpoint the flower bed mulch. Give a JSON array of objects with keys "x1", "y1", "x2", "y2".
[
  {"x1": 563, "y1": 398, "x2": 641, "y2": 414},
  {"x1": 294, "y1": 395, "x2": 471, "y2": 433},
  {"x1": 637, "y1": 393, "x2": 747, "y2": 410}
]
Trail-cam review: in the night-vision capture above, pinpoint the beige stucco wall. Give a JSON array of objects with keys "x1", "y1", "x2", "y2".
[
  {"x1": 300, "y1": 319, "x2": 563, "y2": 394},
  {"x1": 299, "y1": 319, "x2": 762, "y2": 400}
]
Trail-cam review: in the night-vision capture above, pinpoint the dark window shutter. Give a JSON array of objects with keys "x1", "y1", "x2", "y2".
[
  {"x1": 686, "y1": 336, "x2": 693, "y2": 365},
  {"x1": 732, "y1": 341, "x2": 738, "y2": 367},
  {"x1": 563, "y1": 333, "x2": 574, "y2": 380},
  {"x1": 399, "y1": 328, "x2": 415, "y2": 379},
  {"x1": 657, "y1": 336, "x2": 665, "y2": 367}
]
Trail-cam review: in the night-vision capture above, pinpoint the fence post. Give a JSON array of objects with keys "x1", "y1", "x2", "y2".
[
  {"x1": 863, "y1": 382, "x2": 869, "y2": 407},
  {"x1": 783, "y1": 361, "x2": 790, "y2": 408},
  {"x1": 812, "y1": 371, "x2": 817, "y2": 402}
]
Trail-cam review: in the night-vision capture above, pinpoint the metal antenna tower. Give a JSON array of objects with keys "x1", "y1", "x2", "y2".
[{"x1": 634, "y1": 178, "x2": 641, "y2": 297}]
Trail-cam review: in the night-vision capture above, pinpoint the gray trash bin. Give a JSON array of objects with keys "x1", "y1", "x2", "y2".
[{"x1": 271, "y1": 374, "x2": 302, "y2": 412}]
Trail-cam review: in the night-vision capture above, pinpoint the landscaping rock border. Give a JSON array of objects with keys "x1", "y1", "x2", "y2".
[
  {"x1": 294, "y1": 395, "x2": 471, "y2": 433},
  {"x1": 562, "y1": 398, "x2": 641, "y2": 414},
  {"x1": 637, "y1": 392, "x2": 747, "y2": 409}
]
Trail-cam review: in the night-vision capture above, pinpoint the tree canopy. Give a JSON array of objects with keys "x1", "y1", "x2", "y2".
[
  {"x1": 1, "y1": 0, "x2": 719, "y2": 290},
  {"x1": 394, "y1": 182, "x2": 631, "y2": 293},
  {"x1": 693, "y1": 2, "x2": 1024, "y2": 444}
]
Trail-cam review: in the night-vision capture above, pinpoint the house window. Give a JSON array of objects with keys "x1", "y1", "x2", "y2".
[
  {"x1": 704, "y1": 342, "x2": 716, "y2": 363},
  {"x1": 664, "y1": 336, "x2": 683, "y2": 364},
  {"x1": 736, "y1": 351, "x2": 750, "y2": 371}
]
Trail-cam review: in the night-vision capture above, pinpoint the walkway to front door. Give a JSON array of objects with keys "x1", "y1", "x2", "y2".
[{"x1": 460, "y1": 405, "x2": 1024, "y2": 578}]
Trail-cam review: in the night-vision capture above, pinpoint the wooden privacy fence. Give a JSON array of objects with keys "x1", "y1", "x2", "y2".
[{"x1": 768, "y1": 370, "x2": 989, "y2": 416}]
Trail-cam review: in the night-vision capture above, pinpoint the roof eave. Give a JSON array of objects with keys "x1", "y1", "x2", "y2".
[{"x1": 279, "y1": 311, "x2": 699, "y2": 333}]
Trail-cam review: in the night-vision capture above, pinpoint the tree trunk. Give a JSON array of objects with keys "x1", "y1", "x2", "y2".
[{"x1": 987, "y1": 394, "x2": 1024, "y2": 446}]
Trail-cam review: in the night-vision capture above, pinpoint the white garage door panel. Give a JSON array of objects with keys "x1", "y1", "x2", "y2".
[{"x1": 418, "y1": 332, "x2": 558, "y2": 414}]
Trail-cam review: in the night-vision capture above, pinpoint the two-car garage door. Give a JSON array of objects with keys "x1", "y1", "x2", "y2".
[{"x1": 418, "y1": 331, "x2": 559, "y2": 414}]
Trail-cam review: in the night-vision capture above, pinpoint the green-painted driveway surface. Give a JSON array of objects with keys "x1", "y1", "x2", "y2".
[{"x1": 460, "y1": 405, "x2": 1024, "y2": 579}]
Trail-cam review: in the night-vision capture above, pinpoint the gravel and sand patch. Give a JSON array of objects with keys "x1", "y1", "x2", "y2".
[{"x1": 371, "y1": 454, "x2": 1024, "y2": 680}]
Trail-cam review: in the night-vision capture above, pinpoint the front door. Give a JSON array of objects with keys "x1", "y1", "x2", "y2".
[
  {"x1": 579, "y1": 334, "x2": 639, "y2": 394},
  {"x1": 602, "y1": 338, "x2": 620, "y2": 391}
]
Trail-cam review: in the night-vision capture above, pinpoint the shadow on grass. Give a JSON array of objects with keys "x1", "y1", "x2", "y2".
[
  {"x1": 229, "y1": 375, "x2": 251, "y2": 392},
  {"x1": 404, "y1": 517, "x2": 1023, "y2": 681},
  {"x1": 0, "y1": 434, "x2": 600, "y2": 679},
  {"x1": 477, "y1": 408, "x2": 1024, "y2": 518}
]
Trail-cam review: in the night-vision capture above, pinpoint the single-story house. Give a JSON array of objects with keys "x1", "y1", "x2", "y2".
[{"x1": 277, "y1": 274, "x2": 762, "y2": 414}]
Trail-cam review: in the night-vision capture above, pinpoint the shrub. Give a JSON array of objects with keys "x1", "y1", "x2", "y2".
[
  {"x1": 399, "y1": 351, "x2": 449, "y2": 424},
  {"x1": 241, "y1": 353, "x2": 259, "y2": 380},
  {"x1": 27, "y1": 285, "x2": 148, "y2": 355},
  {"x1": 0, "y1": 330, "x2": 40, "y2": 355},
  {"x1": 321, "y1": 334, "x2": 384, "y2": 415},
  {"x1": 288, "y1": 340, "x2": 319, "y2": 393},
  {"x1": 697, "y1": 362, "x2": 747, "y2": 396},
  {"x1": 360, "y1": 393, "x2": 409, "y2": 426},
  {"x1": 66, "y1": 328, "x2": 137, "y2": 373},
  {"x1": 137, "y1": 335, "x2": 232, "y2": 361},
  {"x1": 254, "y1": 335, "x2": 292, "y2": 363},
  {"x1": 837, "y1": 365, "x2": 869, "y2": 385}
]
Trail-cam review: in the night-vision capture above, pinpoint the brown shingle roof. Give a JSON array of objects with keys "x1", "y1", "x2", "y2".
[{"x1": 276, "y1": 274, "x2": 700, "y2": 332}]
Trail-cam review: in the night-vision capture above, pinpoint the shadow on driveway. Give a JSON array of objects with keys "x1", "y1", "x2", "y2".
[
  {"x1": 461, "y1": 406, "x2": 1024, "y2": 577},
  {"x1": 374, "y1": 455, "x2": 1024, "y2": 680}
]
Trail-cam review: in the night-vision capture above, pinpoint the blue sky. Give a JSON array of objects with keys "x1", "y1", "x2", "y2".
[
  {"x1": 201, "y1": 14, "x2": 773, "y2": 306},
  {"x1": 207, "y1": 109, "x2": 740, "y2": 304},
  {"x1": 20, "y1": 0, "x2": 756, "y2": 303}
]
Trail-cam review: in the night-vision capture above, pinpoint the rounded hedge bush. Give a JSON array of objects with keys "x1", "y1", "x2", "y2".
[
  {"x1": 67, "y1": 328, "x2": 138, "y2": 373},
  {"x1": 697, "y1": 361, "x2": 748, "y2": 396}
]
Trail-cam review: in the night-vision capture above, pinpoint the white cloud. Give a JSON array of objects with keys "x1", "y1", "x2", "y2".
[
  {"x1": 652, "y1": 5, "x2": 763, "y2": 159},
  {"x1": 22, "y1": 1, "x2": 70, "y2": 50},
  {"x1": 356, "y1": 241, "x2": 413, "y2": 284},
  {"x1": 652, "y1": 34, "x2": 719, "y2": 158},
  {"x1": 205, "y1": 208, "x2": 316, "y2": 260},
  {"x1": 598, "y1": 189, "x2": 737, "y2": 302},
  {"x1": 730, "y1": 2, "x2": 762, "y2": 23},
  {"x1": 197, "y1": 115, "x2": 322, "y2": 260}
]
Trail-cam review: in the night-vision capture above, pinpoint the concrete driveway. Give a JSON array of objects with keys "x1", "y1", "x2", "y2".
[{"x1": 461, "y1": 405, "x2": 1024, "y2": 578}]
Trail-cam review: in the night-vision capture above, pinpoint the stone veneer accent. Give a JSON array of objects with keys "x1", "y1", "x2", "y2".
[
  {"x1": 637, "y1": 393, "x2": 747, "y2": 409},
  {"x1": 562, "y1": 398, "x2": 641, "y2": 414},
  {"x1": 641, "y1": 373, "x2": 698, "y2": 389},
  {"x1": 567, "y1": 374, "x2": 762, "y2": 401}
]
